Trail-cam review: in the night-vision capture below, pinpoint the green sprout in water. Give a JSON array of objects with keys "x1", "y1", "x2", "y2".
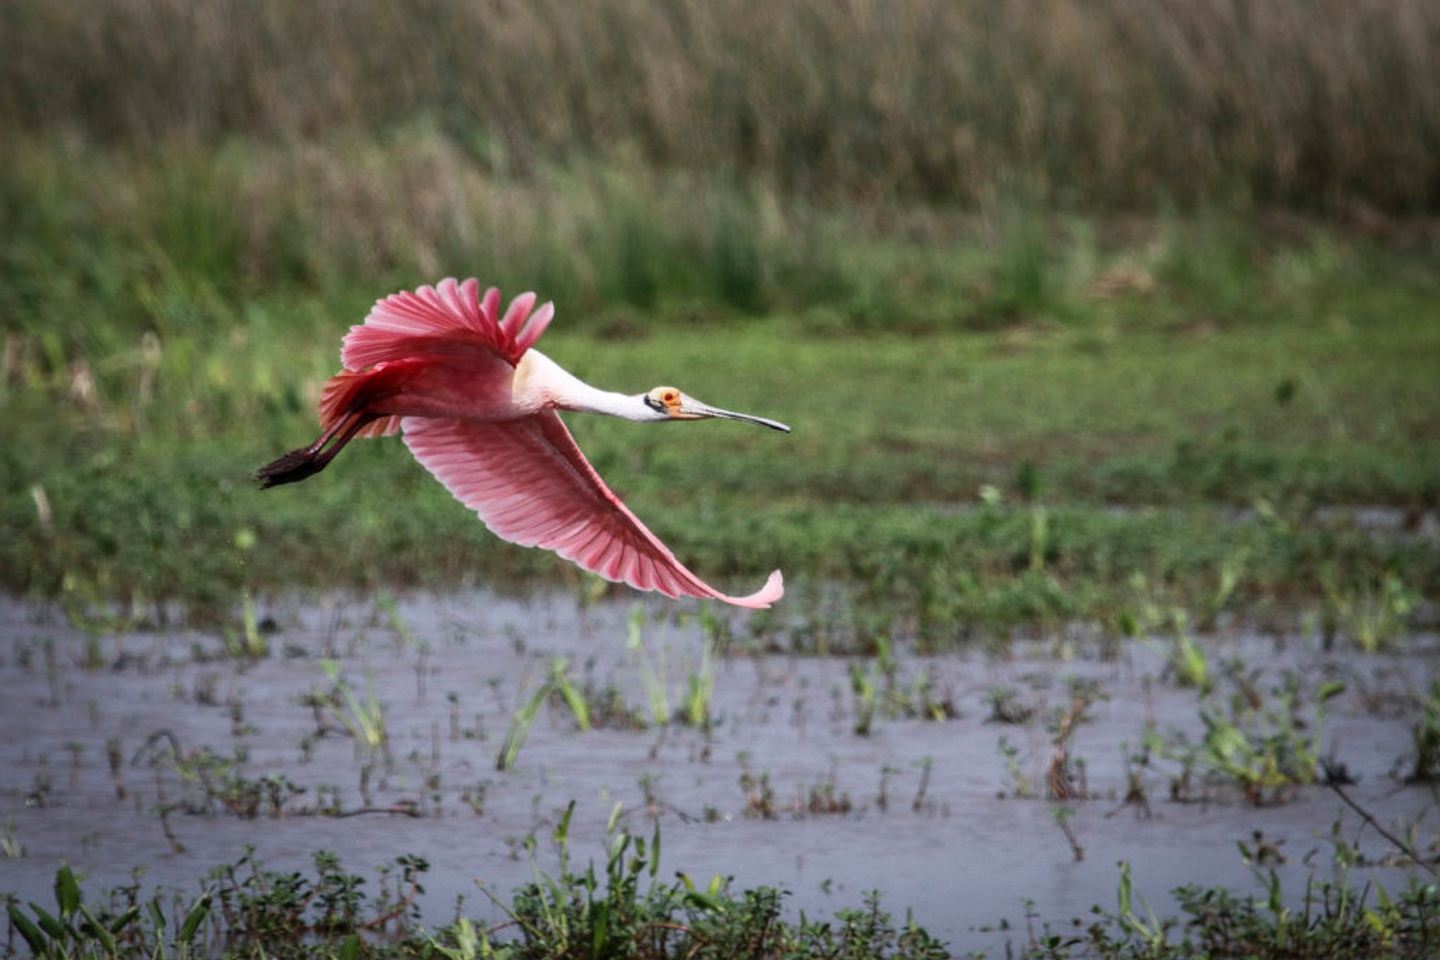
[
  {"x1": 496, "y1": 686, "x2": 546, "y2": 773},
  {"x1": 627, "y1": 604, "x2": 671, "y2": 727},
  {"x1": 318, "y1": 660, "x2": 387, "y2": 757},
  {"x1": 1147, "y1": 608, "x2": 1209, "y2": 692}
]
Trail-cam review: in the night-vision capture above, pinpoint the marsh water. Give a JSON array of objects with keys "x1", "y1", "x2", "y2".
[{"x1": 2, "y1": 590, "x2": 1436, "y2": 953}]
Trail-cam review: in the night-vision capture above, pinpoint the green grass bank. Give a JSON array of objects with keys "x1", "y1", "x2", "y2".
[{"x1": 3, "y1": 143, "x2": 1438, "y2": 644}]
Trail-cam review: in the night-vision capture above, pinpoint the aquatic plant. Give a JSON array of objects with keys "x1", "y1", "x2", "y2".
[
  {"x1": 738, "y1": 767, "x2": 778, "y2": 820},
  {"x1": 1166, "y1": 676, "x2": 1346, "y2": 806},
  {"x1": 1052, "y1": 805, "x2": 1084, "y2": 862},
  {"x1": 6, "y1": 865, "x2": 201, "y2": 960},
  {"x1": 997, "y1": 736, "x2": 1035, "y2": 799},
  {"x1": 318, "y1": 661, "x2": 387, "y2": 757},
  {"x1": 986, "y1": 687, "x2": 1038, "y2": 725},
  {"x1": 495, "y1": 676, "x2": 548, "y2": 773},
  {"x1": 1200, "y1": 550, "x2": 1248, "y2": 629},
  {"x1": 545, "y1": 657, "x2": 591, "y2": 733},
  {"x1": 849, "y1": 661, "x2": 879, "y2": 737},
  {"x1": 221, "y1": 590, "x2": 268, "y2": 659},
  {"x1": 0, "y1": 818, "x2": 21, "y2": 859},
  {"x1": 1045, "y1": 694, "x2": 1094, "y2": 802},
  {"x1": 9, "y1": 834, "x2": 1440, "y2": 958},
  {"x1": 1150, "y1": 608, "x2": 1210, "y2": 692},
  {"x1": 1406, "y1": 681, "x2": 1440, "y2": 783},
  {"x1": 680, "y1": 605, "x2": 723, "y2": 730},
  {"x1": 627, "y1": 605, "x2": 672, "y2": 727},
  {"x1": 1322, "y1": 569, "x2": 1418, "y2": 653}
]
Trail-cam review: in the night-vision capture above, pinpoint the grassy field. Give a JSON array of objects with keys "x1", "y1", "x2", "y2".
[{"x1": 2, "y1": 142, "x2": 1438, "y2": 644}]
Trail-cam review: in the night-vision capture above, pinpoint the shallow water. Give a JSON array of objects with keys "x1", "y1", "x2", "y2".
[{"x1": 2, "y1": 591, "x2": 1436, "y2": 954}]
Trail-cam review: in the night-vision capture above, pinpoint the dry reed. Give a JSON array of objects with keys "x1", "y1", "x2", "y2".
[{"x1": 3, "y1": 0, "x2": 1438, "y2": 212}]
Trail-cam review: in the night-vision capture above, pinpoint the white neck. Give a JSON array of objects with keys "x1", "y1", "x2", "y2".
[{"x1": 520, "y1": 350, "x2": 662, "y2": 422}]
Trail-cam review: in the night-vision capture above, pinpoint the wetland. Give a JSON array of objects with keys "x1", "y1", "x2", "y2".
[{"x1": 3, "y1": 590, "x2": 1438, "y2": 955}]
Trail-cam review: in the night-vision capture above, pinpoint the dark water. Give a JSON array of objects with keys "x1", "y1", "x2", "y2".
[{"x1": 2, "y1": 591, "x2": 1436, "y2": 954}]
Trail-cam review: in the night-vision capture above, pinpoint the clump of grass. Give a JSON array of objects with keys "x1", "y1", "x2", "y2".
[
  {"x1": 137, "y1": 736, "x2": 311, "y2": 820},
  {"x1": 627, "y1": 606, "x2": 671, "y2": 728},
  {"x1": 315, "y1": 661, "x2": 389, "y2": 803},
  {"x1": 495, "y1": 674, "x2": 548, "y2": 774},
  {"x1": 675, "y1": 604, "x2": 726, "y2": 731},
  {"x1": 986, "y1": 687, "x2": 1038, "y2": 725},
  {"x1": 318, "y1": 661, "x2": 388, "y2": 758},
  {"x1": 622, "y1": 605, "x2": 725, "y2": 730},
  {"x1": 1322, "y1": 569, "x2": 1418, "y2": 653},
  {"x1": 6, "y1": 865, "x2": 196, "y2": 960},
  {"x1": 804, "y1": 772, "x2": 853, "y2": 817},
  {"x1": 1065, "y1": 855, "x2": 1440, "y2": 959},
  {"x1": 997, "y1": 736, "x2": 1035, "y2": 799},
  {"x1": 1045, "y1": 694, "x2": 1094, "y2": 801},
  {"x1": 376, "y1": 593, "x2": 415, "y2": 651},
  {"x1": 1163, "y1": 675, "x2": 1346, "y2": 806},
  {"x1": 849, "y1": 638, "x2": 958, "y2": 736},
  {"x1": 849, "y1": 660, "x2": 880, "y2": 737},
  {"x1": 222, "y1": 590, "x2": 268, "y2": 659},
  {"x1": 545, "y1": 657, "x2": 591, "y2": 733},
  {"x1": 739, "y1": 766, "x2": 778, "y2": 821},
  {"x1": 1153, "y1": 609, "x2": 1210, "y2": 693}
]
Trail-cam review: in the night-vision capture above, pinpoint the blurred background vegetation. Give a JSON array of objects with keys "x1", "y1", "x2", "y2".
[{"x1": 2, "y1": 0, "x2": 1438, "y2": 642}]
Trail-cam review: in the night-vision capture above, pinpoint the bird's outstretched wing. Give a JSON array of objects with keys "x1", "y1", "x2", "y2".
[
  {"x1": 341, "y1": 277, "x2": 553, "y2": 372},
  {"x1": 402, "y1": 411, "x2": 784, "y2": 609}
]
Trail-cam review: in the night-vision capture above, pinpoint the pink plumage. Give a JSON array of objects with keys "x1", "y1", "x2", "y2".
[{"x1": 259, "y1": 278, "x2": 786, "y2": 609}]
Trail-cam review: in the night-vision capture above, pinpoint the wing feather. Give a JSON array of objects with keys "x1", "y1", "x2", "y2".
[
  {"x1": 402, "y1": 413, "x2": 783, "y2": 608},
  {"x1": 341, "y1": 278, "x2": 554, "y2": 372}
]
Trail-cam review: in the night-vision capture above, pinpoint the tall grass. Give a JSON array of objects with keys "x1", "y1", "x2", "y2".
[{"x1": 3, "y1": 0, "x2": 1439, "y2": 213}]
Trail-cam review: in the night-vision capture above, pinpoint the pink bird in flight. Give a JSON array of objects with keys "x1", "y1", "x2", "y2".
[{"x1": 257, "y1": 278, "x2": 787, "y2": 608}]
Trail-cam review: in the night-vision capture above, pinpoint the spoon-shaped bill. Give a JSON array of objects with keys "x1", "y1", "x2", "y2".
[{"x1": 683, "y1": 398, "x2": 790, "y2": 432}]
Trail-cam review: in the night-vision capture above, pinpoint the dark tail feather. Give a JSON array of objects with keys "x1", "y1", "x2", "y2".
[
  {"x1": 256, "y1": 413, "x2": 374, "y2": 489},
  {"x1": 256, "y1": 445, "x2": 329, "y2": 488}
]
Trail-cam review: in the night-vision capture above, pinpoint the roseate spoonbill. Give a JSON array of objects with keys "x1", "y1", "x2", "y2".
[{"x1": 256, "y1": 279, "x2": 787, "y2": 608}]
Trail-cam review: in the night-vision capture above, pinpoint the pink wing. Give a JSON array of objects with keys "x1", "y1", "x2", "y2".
[
  {"x1": 341, "y1": 278, "x2": 554, "y2": 372},
  {"x1": 402, "y1": 412, "x2": 783, "y2": 609}
]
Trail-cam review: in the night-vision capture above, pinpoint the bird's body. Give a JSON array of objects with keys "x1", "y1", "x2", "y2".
[{"x1": 258, "y1": 279, "x2": 787, "y2": 608}]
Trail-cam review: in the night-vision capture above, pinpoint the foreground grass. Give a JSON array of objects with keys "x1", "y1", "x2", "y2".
[{"x1": 6, "y1": 836, "x2": 1438, "y2": 959}]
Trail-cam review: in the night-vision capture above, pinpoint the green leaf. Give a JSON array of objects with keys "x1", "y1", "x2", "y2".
[
  {"x1": 79, "y1": 903, "x2": 117, "y2": 955},
  {"x1": 7, "y1": 903, "x2": 48, "y2": 953},
  {"x1": 682, "y1": 890, "x2": 726, "y2": 913},
  {"x1": 29, "y1": 902, "x2": 67, "y2": 941},
  {"x1": 590, "y1": 901, "x2": 610, "y2": 957},
  {"x1": 109, "y1": 905, "x2": 141, "y2": 935},
  {"x1": 553, "y1": 799, "x2": 575, "y2": 850},
  {"x1": 55, "y1": 865, "x2": 81, "y2": 918},
  {"x1": 177, "y1": 891, "x2": 211, "y2": 945}
]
